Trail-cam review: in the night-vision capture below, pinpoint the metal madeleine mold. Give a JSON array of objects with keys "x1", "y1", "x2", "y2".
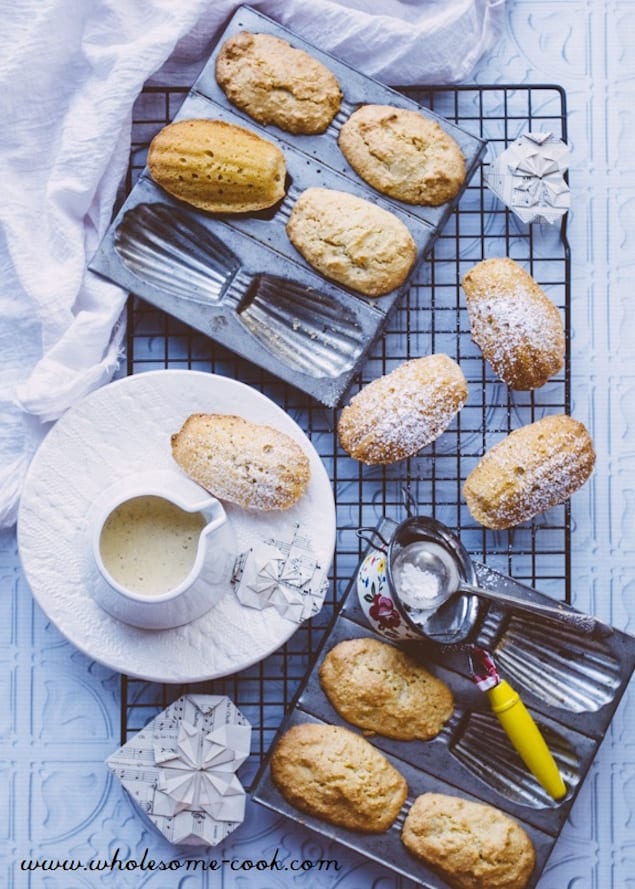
[
  {"x1": 237, "y1": 275, "x2": 366, "y2": 379},
  {"x1": 89, "y1": 5, "x2": 485, "y2": 407},
  {"x1": 114, "y1": 202, "x2": 241, "y2": 304},
  {"x1": 449, "y1": 710, "x2": 582, "y2": 810},
  {"x1": 113, "y1": 199, "x2": 368, "y2": 383},
  {"x1": 252, "y1": 516, "x2": 635, "y2": 888},
  {"x1": 487, "y1": 615, "x2": 622, "y2": 714}
]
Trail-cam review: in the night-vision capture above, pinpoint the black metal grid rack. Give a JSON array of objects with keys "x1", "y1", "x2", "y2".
[{"x1": 120, "y1": 84, "x2": 570, "y2": 791}]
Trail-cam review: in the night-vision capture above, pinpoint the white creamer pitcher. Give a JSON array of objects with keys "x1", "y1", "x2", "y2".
[{"x1": 89, "y1": 469, "x2": 233, "y2": 629}]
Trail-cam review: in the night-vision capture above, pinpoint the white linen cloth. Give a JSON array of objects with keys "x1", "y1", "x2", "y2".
[{"x1": 0, "y1": 0, "x2": 505, "y2": 527}]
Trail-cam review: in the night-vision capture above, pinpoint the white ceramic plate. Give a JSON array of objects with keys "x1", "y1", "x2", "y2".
[{"x1": 17, "y1": 370, "x2": 336, "y2": 682}]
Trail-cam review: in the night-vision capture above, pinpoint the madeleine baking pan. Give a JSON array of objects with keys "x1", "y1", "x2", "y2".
[
  {"x1": 89, "y1": 5, "x2": 486, "y2": 407},
  {"x1": 252, "y1": 516, "x2": 635, "y2": 889}
]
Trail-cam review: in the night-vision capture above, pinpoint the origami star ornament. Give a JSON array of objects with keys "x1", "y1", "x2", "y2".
[
  {"x1": 106, "y1": 694, "x2": 252, "y2": 847},
  {"x1": 486, "y1": 131, "x2": 570, "y2": 224},
  {"x1": 246, "y1": 551, "x2": 286, "y2": 597},
  {"x1": 155, "y1": 720, "x2": 251, "y2": 820},
  {"x1": 231, "y1": 528, "x2": 326, "y2": 623}
]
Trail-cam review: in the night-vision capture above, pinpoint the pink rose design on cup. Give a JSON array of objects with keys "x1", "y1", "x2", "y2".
[{"x1": 369, "y1": 593, "x2": 401, "y2": 629}]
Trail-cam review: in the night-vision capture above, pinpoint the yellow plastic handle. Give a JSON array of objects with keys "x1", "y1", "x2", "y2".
[{"x1": 486, "y1": 680, "x2": 567, "y2": 800}]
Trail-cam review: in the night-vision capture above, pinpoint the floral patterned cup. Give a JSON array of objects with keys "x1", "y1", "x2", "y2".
[
  {"x1": 356, "y1": 515, "x2": 482, "y2": 645},
  {"x1": 357, "y1": 549, "x2": 423, "y2": 641}
]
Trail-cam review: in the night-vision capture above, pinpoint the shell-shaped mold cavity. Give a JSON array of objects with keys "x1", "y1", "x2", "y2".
[
  {"x1": 451, "y1": 710, "x2": 580, "y2": 808},
  {"x1": 114, "y1": 203, "x2": 240, "y2": 304},
  {"x1": 493, "y1": 615, "x2": 622, "y2": 714},
  {"x1": 238, "y1": 274, "x2": 365, "y2": 379}
]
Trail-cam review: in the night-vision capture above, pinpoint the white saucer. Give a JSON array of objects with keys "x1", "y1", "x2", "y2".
[{"x1": 17, "y1": 370, "x2": 336, "y2": 682}]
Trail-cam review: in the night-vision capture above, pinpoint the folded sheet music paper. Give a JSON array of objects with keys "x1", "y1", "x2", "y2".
[
  {"x1": 107, "y1": 694, "x2": 251, "y2": 846},
  {"x1": 232, "y1": 524, "x2": 327, "y2": 622}
]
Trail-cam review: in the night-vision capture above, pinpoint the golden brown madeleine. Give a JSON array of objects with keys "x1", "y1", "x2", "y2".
[
  {"x1": 147, "y1": 118, "x2": 286, "y2": 213},
  {"x1": 463, "y1": 414, "x2": 595, "y2": 529},
  {"x1": 462, "y1": 257, "x2": 565, "y2": 390},
  {"x1": 337, "y1": 354, "x2": 468, "y2": 464},
  {"x1": 215, "y1": 31, "x2": 342, "y2": 134},
  {"x1": 286, "y1": 186, "x2": 417, "y2": 297},
  {"x1": 171, "y1": 413, "x2": 310, "y2": 510},
  {"x1": 338, "y1": 104, "x2": 466, "y2": 205},
  {"x1": 318, "y1": 637, "x2": 454, "y2": 740},
  {"x1": 270, "y1": 722, "x2": 408, "y2": 832},
  {"x1": 402, "y1": 793, "x2": 535, "y2": 889}
]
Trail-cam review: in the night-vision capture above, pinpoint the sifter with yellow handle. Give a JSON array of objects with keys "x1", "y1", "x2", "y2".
[{"x1": 468, "y1": 645, "x2": 567, "y2": 800}]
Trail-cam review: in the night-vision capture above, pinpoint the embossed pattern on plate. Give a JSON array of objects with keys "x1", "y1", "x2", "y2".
[{"x1": 17, "y1": 370, "x2": 336, "y2": 683}]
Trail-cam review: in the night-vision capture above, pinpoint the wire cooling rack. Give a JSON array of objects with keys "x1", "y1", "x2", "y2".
[{"x1": 119, "y1": 84, "x2": 570, "y2": 786}]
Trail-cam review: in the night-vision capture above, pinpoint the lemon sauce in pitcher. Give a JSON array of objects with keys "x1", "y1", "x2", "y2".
[{"x1": 99, "y1": 495, "x2": 206, "y2": 596}]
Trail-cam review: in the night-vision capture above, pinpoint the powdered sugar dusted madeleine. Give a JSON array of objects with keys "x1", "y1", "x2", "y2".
[
  {"x1": 171, "y1": 413, "x2": 310, "y2": 510},
  {"x1": 402, "y1": 793, "x2": 535, "y2": 889},
  {"x1": 319, "y1": 637, "x2": 454, "y2": 740},
  {"x1": 270, "y1": 722, "x2": 408, "y2": 832},
  {"x1": 338, "y1": 104, "x2": 466, "y2": 206},
  {"x1": 147, "y1": 119, "x2": 286, "y2": 213},
  {"x1": 215, "y1": 31, "x2": 342, "y2": 134},
  {"x1": 337, "y1": 354, "x2": 468, "y2": 464},
  {"x1": 286, "y1": 187, "x2": 417, "y2": 297},
  {"x1": 462, "y1": 257, "x2": 565, "y2": 390},
  {"x1": 463, "y1": 414, "x2": 595, "y2": 529}
]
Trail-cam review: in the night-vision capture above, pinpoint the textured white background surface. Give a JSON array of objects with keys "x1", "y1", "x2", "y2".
[{"x1": 2, "y1": 1, "x2": 634, "y2": 887}]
